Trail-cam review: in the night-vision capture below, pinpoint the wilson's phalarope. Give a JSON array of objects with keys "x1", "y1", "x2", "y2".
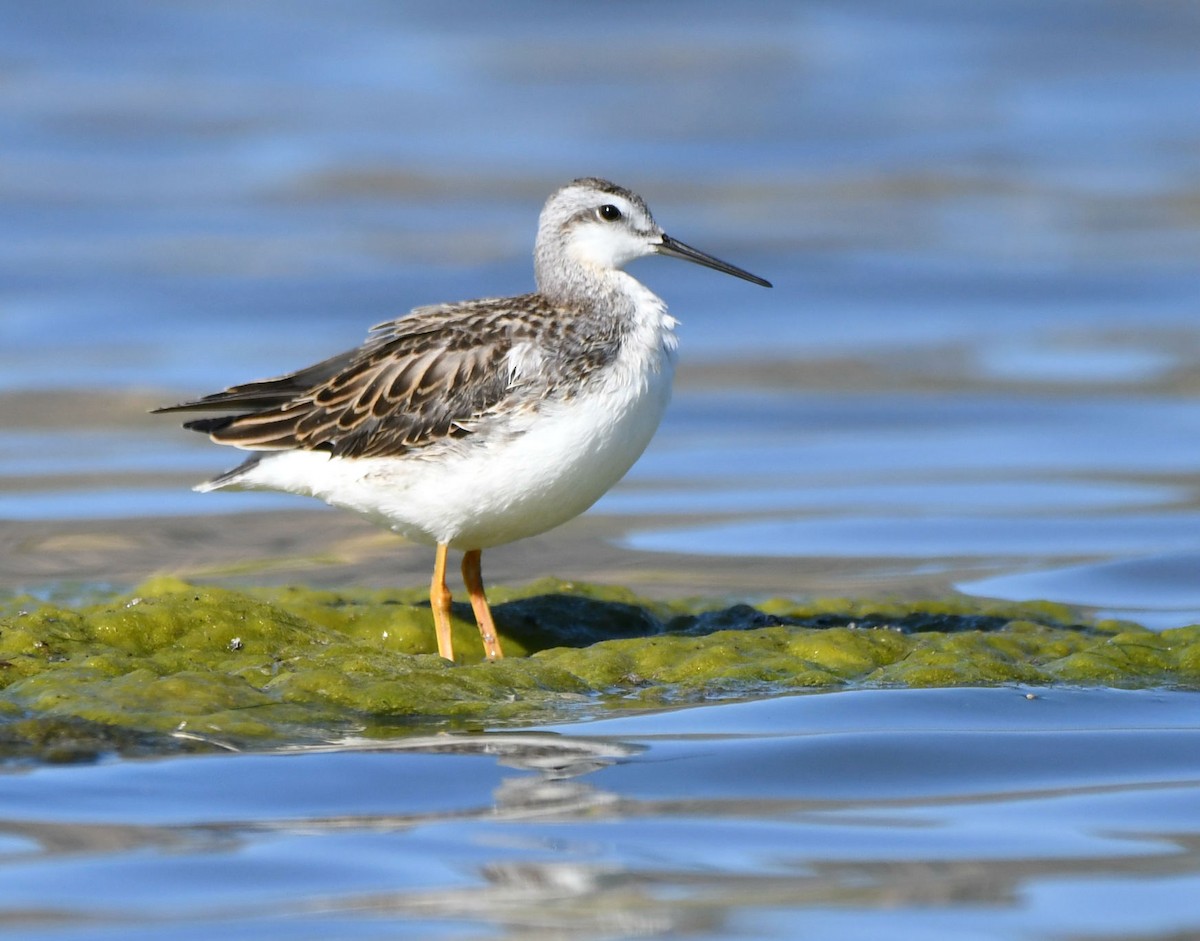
[{"x1": 156, "y1": 178, "x2": 771, "y2": 661}]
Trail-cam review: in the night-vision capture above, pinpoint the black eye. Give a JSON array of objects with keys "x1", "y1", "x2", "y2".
[{"x1": 598, "y1": 204, "x2": 622, "y2": 222}]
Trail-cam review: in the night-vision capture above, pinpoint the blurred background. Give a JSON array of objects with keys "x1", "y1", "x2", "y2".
[{"x1": 2, "y1": 0, "x2": 1199, "y2": 625}]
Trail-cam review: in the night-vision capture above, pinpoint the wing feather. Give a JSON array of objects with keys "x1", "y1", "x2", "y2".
[{"x1": 156, "y1": 295, "x2": 555, "y2": 459}]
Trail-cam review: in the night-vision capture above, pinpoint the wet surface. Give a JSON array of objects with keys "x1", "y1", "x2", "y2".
[
  {"x1": 3, "y1": 689, "x2": 1200, "y2": 940},
  {"x1": 8, "y1": 577, "x2": 1193, "y2": 757}
]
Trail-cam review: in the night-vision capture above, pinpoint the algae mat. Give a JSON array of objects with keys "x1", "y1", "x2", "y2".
[{"x1": 2, "y1": 577, "x2": 1199, "y2": 762}]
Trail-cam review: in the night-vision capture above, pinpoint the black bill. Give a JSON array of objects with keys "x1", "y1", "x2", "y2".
[{"x1": 656, "y1": 234, "x2": 772, "y2": 288}]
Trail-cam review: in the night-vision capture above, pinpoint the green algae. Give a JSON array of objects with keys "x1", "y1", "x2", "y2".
[{"x1": 2, "y1": 576, "x2": 1198, "y2": 762}]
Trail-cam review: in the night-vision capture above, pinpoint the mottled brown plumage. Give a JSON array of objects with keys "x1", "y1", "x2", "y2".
[{"x1": 157, "y1": 293, "x2": 623, "y2": 460}]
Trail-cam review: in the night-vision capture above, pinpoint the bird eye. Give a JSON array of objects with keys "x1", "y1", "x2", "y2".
[{"x1": 598, "y1": 204, "x2": 622, "y2": 222}]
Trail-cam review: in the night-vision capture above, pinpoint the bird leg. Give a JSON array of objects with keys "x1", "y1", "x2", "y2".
[
  {"x1": 462, "y1": 549, "x2": 504, "y2": 660},
  {"x1": 430, "y1": 542, "x2": 455, "y2": 661}
]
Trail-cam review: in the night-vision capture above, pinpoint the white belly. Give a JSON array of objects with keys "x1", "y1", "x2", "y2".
[{"x1": 222, "y1": 358, "x2": 674, "y2": 550}]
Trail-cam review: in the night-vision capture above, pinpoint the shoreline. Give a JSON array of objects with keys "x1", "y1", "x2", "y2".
[{"x1": 0, "y1": 506, "x2": 1008, "y2": 604}]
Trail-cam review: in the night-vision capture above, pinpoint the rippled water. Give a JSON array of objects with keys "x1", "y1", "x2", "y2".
[
  {"x1": 3, "y1": 0, "x2": 1200, "y2": 623},
  {"x1": 4, "y1": 690, "x2": 1200, "y2": 939},
  {"x1": 2, "y1": 2, "x2": 1200, "y2": 938}
]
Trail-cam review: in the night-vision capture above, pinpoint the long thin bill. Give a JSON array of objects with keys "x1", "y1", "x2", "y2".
[{"x1": 656, "y1": 234, "x2": 772, "y2": 287}]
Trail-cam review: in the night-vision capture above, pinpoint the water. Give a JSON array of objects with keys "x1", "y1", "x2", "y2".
[
  {"x1": 3, "y1": 689, "x2": 1199, "y2": 939},
  {"x1": 2, "y1": 2, "x2": 1200, "y2": 937}
]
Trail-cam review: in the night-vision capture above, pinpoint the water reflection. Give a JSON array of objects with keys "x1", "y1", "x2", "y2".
[{"x1": 3, "y1": 691, "x2": 1200, "y2": 938}]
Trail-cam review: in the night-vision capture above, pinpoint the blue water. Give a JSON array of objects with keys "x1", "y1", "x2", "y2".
[
  {"x1": 2, "y1": 2, "x2": 1200, "y2": 937},
  {"x1": 3, "y1": 689, "x2": 1199, "y2": 939}
]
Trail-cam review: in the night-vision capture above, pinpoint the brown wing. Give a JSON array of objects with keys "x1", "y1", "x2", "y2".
[{"x1": 156, "y1": 297, "x2": 545, "y2": 459}]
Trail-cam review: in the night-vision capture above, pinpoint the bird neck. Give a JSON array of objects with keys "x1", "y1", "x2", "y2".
[{"x1": 535, "y1": 248, "x2": 633, "y2": 309}]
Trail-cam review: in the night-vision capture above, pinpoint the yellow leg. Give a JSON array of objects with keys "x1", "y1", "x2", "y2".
[
  {"x1": 430, "y1": 542, "x2": 455, "y2": 661},
  {"x1": 462, "y1": 549, "x2": 504, "y2": 661}
]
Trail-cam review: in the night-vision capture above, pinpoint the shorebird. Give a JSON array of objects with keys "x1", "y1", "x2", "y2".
[{"x1": 155, "y1": 178, "x2": 771, "y2": 662}]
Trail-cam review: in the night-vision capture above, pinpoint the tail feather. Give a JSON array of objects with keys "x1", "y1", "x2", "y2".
[{"x1": 195, "y1": 455, "x2": 262, "y2": 492}]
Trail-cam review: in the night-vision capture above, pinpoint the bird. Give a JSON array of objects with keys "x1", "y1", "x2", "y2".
[{"x1": 155, "y1": 178, "x2": 771, "y2": 662}]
